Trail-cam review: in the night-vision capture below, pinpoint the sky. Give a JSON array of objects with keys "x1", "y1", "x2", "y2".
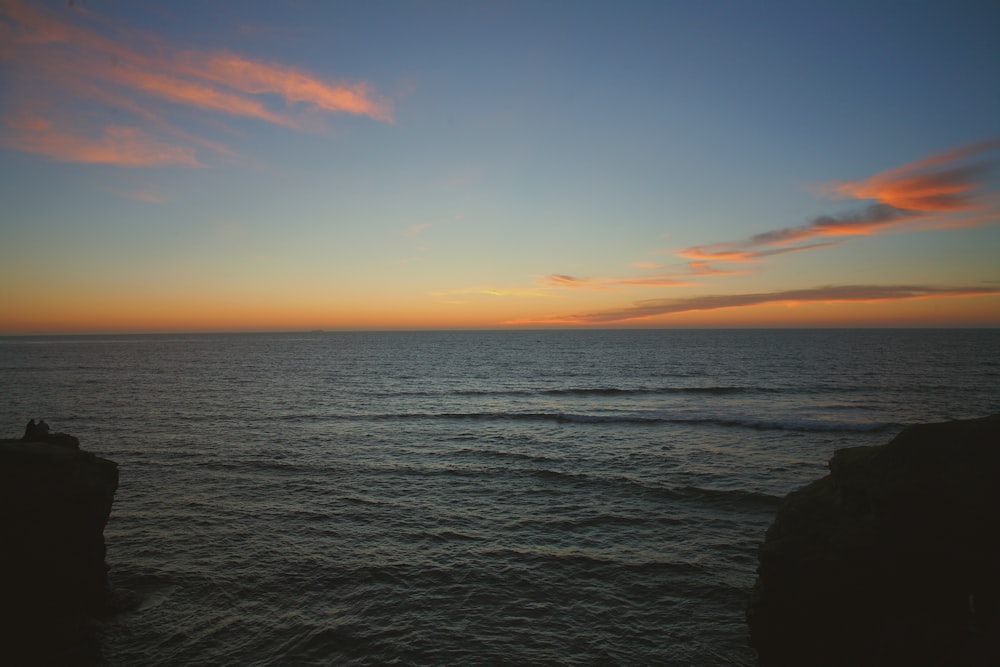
[{"x1": 1, "y1": 0, "x2": 999, "y2": 333}]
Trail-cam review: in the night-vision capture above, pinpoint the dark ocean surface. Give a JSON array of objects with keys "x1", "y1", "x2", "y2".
[{"x1": 2, "y1": 329, "x2": 998, "y2": 665}]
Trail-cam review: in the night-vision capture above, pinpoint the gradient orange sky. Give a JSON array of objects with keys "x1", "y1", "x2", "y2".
[{"x1": 1, "y1": 1, "x2": 999, "y2": 333}]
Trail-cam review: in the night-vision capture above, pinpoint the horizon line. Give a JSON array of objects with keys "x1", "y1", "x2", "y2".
[{"x1": 2, "y1": 324, "x2": 999, "y2": 338}]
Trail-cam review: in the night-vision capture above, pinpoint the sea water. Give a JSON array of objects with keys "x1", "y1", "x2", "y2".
[{"x1": 1, "y1": 329, "x2": 998, "y2": 665}]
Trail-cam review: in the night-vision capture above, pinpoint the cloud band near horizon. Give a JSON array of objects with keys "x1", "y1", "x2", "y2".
[{"x1": 527, "y1": 285, "x2": 1000, "y2": 324}]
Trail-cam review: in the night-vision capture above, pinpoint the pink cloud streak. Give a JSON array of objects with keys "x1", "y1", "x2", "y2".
[
  {"x1": 678, "y1": 141, "x2": 998, "y2": 265},
  {"x1": 0, "y1": 0, "x2": 392, "y2": 166},
  {"x1": 2, "y1": 114, "x2": 200, "y2": 166}
]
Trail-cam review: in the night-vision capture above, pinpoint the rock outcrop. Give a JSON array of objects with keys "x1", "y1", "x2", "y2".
[
  {"x1": 747, "y1": 414, "x2": 1000, "y2": 666},
  {"x1": 0, "y1": 432, "x2": 119, "y2": 663}
]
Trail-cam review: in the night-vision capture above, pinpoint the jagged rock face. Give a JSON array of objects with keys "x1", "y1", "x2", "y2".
[
  {"x1": 747, "y1": 414, "x2": 1000, "y2": 667},
  {"x1": 0, "y1": 439, "x2": 119, "y2": 661}
]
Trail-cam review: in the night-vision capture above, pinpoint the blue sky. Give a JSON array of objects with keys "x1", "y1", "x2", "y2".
[{"x1": 1, "y1": 0, "x2": 998, "y2": 331}]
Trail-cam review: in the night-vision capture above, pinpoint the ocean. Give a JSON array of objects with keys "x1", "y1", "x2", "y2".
[{"x1": 2, "y1": 328, "x2": 998, "y2": 665}]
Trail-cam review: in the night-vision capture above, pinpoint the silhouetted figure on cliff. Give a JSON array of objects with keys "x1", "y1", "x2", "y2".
[{"x1": 23, "y1": 419, "x2": 80, "y2": 448}]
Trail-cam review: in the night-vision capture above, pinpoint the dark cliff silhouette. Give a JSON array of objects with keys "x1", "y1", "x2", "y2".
[
  {"x1": 0, "y1": 426, "x2": 119, "y2": 664},
  {"x1": 748, "y1": 414, "x2": 1000, "y2": 666}
]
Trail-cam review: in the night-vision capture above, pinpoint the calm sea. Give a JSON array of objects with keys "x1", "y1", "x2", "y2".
[{"x1": 1, "y1": 329, "x2": 998, "y2": 665}]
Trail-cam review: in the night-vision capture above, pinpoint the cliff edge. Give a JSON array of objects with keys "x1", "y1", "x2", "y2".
[
  {"x1": 0, "y1": 432, "x2": 119, "y2": 662},
  {"x1": 747, "y1": 414, "x2": 1000, "y2": 666}
]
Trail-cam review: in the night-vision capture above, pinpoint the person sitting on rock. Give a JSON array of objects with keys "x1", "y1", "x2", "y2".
[
  {"x1": 22, "y1": 418, "x2": 80, "y2": 448},
  {"x1": 22, "y1": 419, "x2": 43, "y2": 441}
]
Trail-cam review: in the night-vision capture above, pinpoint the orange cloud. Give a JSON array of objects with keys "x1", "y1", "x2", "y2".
[
  {"x1": 112, "y1": 65, "x2": 295, "y2": 127},
  {"x1": 686, "y1": 261, "x2": 738, "y2": 275},
  {"x1": 678, "y1": 205, "x2": 923, "y2": 262},
  {"x1": 538, "y1": 274, "x2": 611, "y2": 289},
  {"x1": 537, "y1": 259, "x2": 746, "y2": 292},
  {"x1": 194, "y1": 54, "x2": 393, "y2": 122},
  {"x1": 538, "y1": 273, "x2": 693, "y2": 291},
  {"x1": 432, "y1": 287, "x2": 555, "y2": 298},
  {"x1": 674, "y1": 248, "x2": 761, "y2": 263},
  {"x1": 2, "y1": 114, "x2": 201, "y2": 166},
  {"x1": 615, "y1": 276, "x2": 699, "y2": 287},
  {"x1": 0, "y1": 0, "x2": 392, "y2": 166},
  {"x1": 829, "y1": 138, "x2": 1000, "y2": 212},
  {"x1": 535, "y1": 285, "x2": 1000, "y2": 324},
  {"x1": 677, "y1": 140, "x2": 999, "y2": 266}
]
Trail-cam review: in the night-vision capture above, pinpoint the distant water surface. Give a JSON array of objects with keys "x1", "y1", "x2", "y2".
[{"x1": 1, "y1": 329, "x2": 998, "y2": 665}]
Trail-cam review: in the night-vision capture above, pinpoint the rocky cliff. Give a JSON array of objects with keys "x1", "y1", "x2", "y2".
[
  {"x1": 0, "y1": 434, "x2": 119, "y2": 662},
  {"x1": 747, "y1": 414, "x2": 1000, "y2": 666}
]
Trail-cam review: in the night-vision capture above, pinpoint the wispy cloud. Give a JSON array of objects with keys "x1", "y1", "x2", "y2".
[
  {"x1": 536, "y1": 260, "x2": 744, "y2": 292},
  {"x1": 0, "y1": 0, "x2": 392, "y2": 166},
  {"x1": 537, "y1": 274, "x2": 619, "y2": 291},
  {"x1": 827, "y1": 138, "x2": 1000, "y2": 212},
  {"x1": 405, "y1": 223, "x2": 432, "y2": 238},
  {"x1": 432, "y1": 287, "x2": 556, "y2": 298},
  {"x1": 3, "y1": 113, "x2": 201, "y2": 166},
  {"x1": 102, "y1": 185, "x2": 167, "y2": 204},
  {"x1": 679, "y1": 140, "x2": 998, "y2": 264},
  {"x1": 188, "y1": 53, "x2": 392, "y2": 122},
  {"x1": 679, "y1": 204, "x2": 927, "y2": 262},
  {"x1": 527, "y1": 285, "x2": 1000, "y2": 324},
  {"x1": 614, "y1": 275, "x2": 700, "y2": 287}
]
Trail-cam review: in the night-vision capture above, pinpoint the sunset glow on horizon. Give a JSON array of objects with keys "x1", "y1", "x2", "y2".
[{"x1": 2, "y1": 1, "x2": 999, "y2": 334}]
